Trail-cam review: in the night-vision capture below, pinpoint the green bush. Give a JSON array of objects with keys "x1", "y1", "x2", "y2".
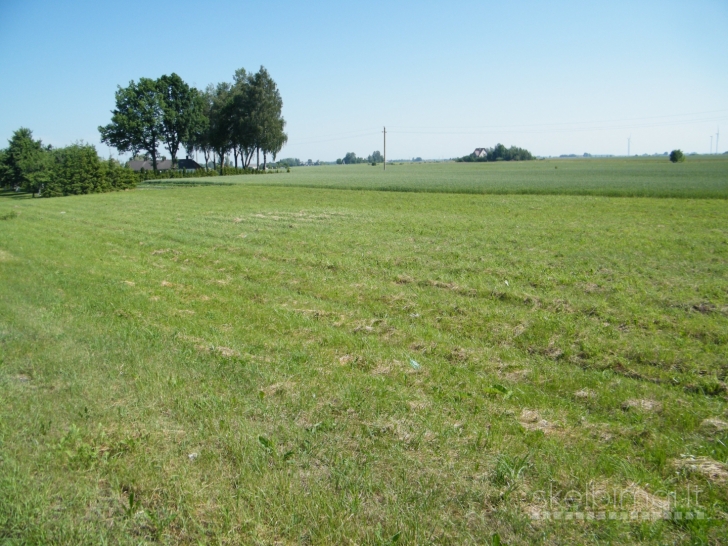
[
  {"x1": 42, "y1": 145, "x2": 137, "y2": 197},
  {"x1": 0, "y1": 128, "x2": 139, "y2": 197},
  {"x1": 136, "y1": 165, "x2": 274, "y2": 183},
  {"x1": 45, "y1": 144, "x2": 108, "y2": 196},
  {"x1": 669, "y1": 149, "x2": 685, "y2": 163}
]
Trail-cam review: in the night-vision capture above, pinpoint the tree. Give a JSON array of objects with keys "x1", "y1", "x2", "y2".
[
  {"x1": 367, "y1": 151, "x2": 384, "y2": 164},
  {"x1": 185, "y1": 89, "x2": 213, "y2": 169},
  {"x1": 228, "y1": 69, "x2": 256, "y2": 169},
  {"x1": 44, "y1": 144, "x2": 108, "y2": 197},
  {"x1": 669, "y1": 149, "x2": 685, "y2": 163},
  {"x1": 3, "y1": 127, "x2": 50, "y2": 193},
  {"x1": 208, "y1": 82, "x2": 233, "y2": 174},
  {"x1": 247, "y1": 67, "x2": 287, "y2": 169},
  {"x1": 99, "y1": 78, "x2": 163, "y2": 171},
  {"x1": 456, "y1": 143, "x2": 533, "y2": 162},
  {"x1": 343, "y1": 152, "x2": 360, "y2": 164},
  {"x1": 157, "y1": 73, "x2": 204, "y2": 167}
]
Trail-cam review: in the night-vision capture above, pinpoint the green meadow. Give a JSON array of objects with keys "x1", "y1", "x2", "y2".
[
  {"x1": 1, "y1": 157, "x2": 727, "y2": 544},
  {"x1": 199, "y1": 154, "x2": 728, "y2": 199}
]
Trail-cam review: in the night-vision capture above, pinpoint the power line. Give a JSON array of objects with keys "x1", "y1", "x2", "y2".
[{"x1": 386, "y1": 108, "x2": 728, "y2": 131}]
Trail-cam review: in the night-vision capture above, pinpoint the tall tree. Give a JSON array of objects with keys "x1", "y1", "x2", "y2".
[
  {"x1": 248, "y1": 67, "x2": 287, "y2": 169},
  {"x1": 208, "y1": 83, "x2": 233, "y2": 174},
  {"x1": 228, "y1": 68, "x2": 255, "y2": 169},
  {"x1": 184, "y1": 89, "x2": 213, "y2": 169},
  {"x1": 3, "y1": 127, "x2": 50, "y2": 193},
  {"x1": 99, "y1": 78, "x2": 163, "y2": 170},
  {"x1": 157, "y1": 73, "x2": 204, "y2": 166}
]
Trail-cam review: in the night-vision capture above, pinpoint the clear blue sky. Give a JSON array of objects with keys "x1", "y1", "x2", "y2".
[{"x1": 1, "y1": 0, "x2": 726, "y2": 161}]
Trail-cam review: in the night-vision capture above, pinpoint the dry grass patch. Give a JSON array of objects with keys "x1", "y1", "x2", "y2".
[
  {"x1": 519, "y1": 409, "x2": 560, "y2": 434},
  {"x1": 674, "y1": 456, "x2": 728, "y2": 483},
  {"x1": 621, "y1": 399, "x2": 663, "y2": 413}
]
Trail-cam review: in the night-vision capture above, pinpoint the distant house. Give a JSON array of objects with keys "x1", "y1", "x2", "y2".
[
  {"x1": 473, "y1": 148, "x2": 488, "y2": 158},
  {"x1": 127, "y1": 157, "x2": 202, "y2": 172}
]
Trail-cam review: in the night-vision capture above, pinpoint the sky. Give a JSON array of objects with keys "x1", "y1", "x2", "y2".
[{"x1": 1, "y1": 0, "x2": 726, "y2": 161}]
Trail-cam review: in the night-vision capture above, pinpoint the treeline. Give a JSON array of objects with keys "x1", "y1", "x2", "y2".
[
  {"x1": 336, "y1": 151, "x2": 384, "y2": 165},
  {"x1": 457, "y1": 144, "x2": 534, "y2": 162},
  {"x1": 0, "y1": 128, "x2": 135, "y2": 197},
  {"x1": 99, "y1": 67, "x2": 287, "y2": 173}
]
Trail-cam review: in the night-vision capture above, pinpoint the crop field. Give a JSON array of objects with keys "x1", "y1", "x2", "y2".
[
  {"x1": 201, "y1": 155, "x2": 728, "y2": 199},
  {"x1": 1, "y1": 159, "x2": 728, "y2": 544}
]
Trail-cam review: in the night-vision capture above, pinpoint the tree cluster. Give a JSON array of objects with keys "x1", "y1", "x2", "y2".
[
  {"x1": 0, "y1": 128, "x2": 135, "y2": 197},
  {"x1": 335, "y1": 151, "x2": 383, "y2": 165},
  {"x1": 457, "y1": 144, "x2": 534, "y2": 162},
  {"x1": 99, "y1": 67, "x2": 287, "y2": 173}
]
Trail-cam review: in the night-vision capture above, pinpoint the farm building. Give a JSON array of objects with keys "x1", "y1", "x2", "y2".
[{"x1": 473, "y1": 148, "x2": 488, "y2": 158}]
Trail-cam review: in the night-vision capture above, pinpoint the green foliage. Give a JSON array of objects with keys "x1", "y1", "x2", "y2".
[
  {"x1": 669, "y1": 149, "x2": 685, "y2": 163},
  {"x1": 99, "y1": 78, "x2": 164, "y2": 170},
  {"x1": 45, "y1": 144, "x2": 108, "y2": 197},
  {"x1": 157, "y1": 73, "x2": 205, "y2": 167},
  {"x1": 0, "y1": 129, "x2": 137, "y2": 197},
  {"x1": 367, "y1": 150, "x2": 384, "y2": 164},
  {"x1": 341, "y1": 152, "x2": 365, "y2": 164},
  {"x1": 136, "y1": 165, "x2": 272, "y2": 183},
  {"x1": 1, "y1": 127, "x2": 49, "y2": 193},
  {"x1": 457, "y1": 143, "x2": 534, "y2": 162},
  {"x1": 277, "y1": 157, "x2": 302, "y2": 167}
]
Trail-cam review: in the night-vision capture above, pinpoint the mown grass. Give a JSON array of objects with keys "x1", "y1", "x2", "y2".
[
  {"x1": 217, "y1": 155, "x2": 728, "y2": 199},
  {"x1": 0, "y1": 170, "x2": 727, "y2": 544}
]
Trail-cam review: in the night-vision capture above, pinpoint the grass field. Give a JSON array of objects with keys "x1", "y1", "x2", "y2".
[
  {"x1": 1, "y1": 158, "x2": 728, "y2": 544},
  {"x1": 180, "y1": 155, "x2": 728, "y2": 199}
]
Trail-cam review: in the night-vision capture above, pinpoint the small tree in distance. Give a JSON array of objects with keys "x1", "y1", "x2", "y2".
[{"x1": 669, "y1": 149, "x2": 685, "y2": 163}]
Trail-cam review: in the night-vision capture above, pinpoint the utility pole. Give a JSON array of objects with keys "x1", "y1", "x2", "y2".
[{"x1": 383, "y1": 126, "x2": 386, "y2": 171}]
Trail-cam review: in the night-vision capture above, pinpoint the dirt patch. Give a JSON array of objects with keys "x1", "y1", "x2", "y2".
[
  {"x1": 504, "y1": 369, "x2": 530, "y2": 382},
  {"x1": 371, "y1": 362, "x2": 392, "y2": 376},
  {"x1": 408, "y1": 399, "x2": 431, "y2": 411},
  {"x1": 292, "y1": 308, "x2": 333, "y2": 319},
  {"x1": 194, "y1": 343, "x2": 239, "y2": 358},
  {"x1": 519, "y1": 409, "x2": 559, "y2": 434},
  {"x1": 448, "y1": 347, "x2": 469, "y2": 362},
  {"x1": 700, "y1": 418, "x2": 728, "y2": 434},
  {"x1": 674, "y1": 456, "x2": 728, "y2": 483},
  {"x1": 692, "y1": 302, "x2": 716, "y2": 314},
  {"x1": 574, "y1": 389, "x2": 595, "y2": 399},
  {"x1": 621, "y1": 399, "x2": 662, "y2": 413},
  {"x1": 261, "y1": 381, "x2": 296, "y2": 397}
]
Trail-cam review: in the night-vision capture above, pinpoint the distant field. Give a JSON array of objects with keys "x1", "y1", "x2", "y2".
[
  {"x1": 1, "y1": 172, "x2": 727, "y2": 543},
  {"x1": 183, "y1": 155, "x2": 728, "y2": 199}
]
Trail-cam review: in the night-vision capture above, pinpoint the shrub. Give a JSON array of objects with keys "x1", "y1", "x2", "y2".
[
  {"x1": 45, "y1": 144, "x2": 108, "y2": 196},
  {"x1": 669, "y1": 150, "x2": 685, "y2": 163}
]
